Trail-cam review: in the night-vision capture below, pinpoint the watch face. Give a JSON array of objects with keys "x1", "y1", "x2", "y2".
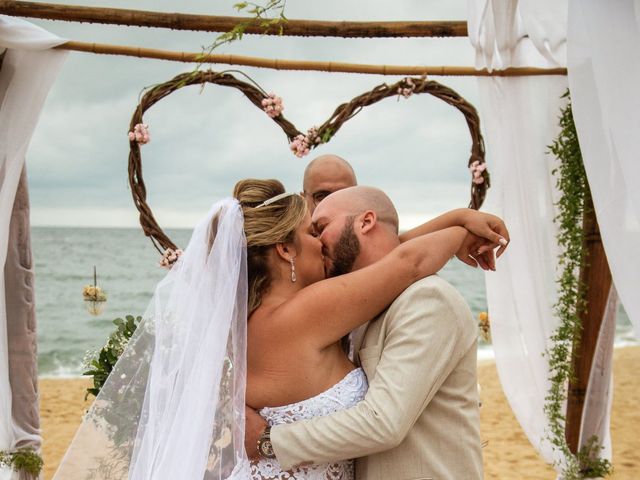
[{"x1": 260, "y1": 439, "x2": 275, "y2": 458}]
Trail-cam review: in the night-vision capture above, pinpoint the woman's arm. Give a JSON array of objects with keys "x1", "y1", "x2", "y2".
[
  {"x1": 399, "y1": 208, "x2": 510, "y2": 258},
  {"x1": 274, "y1": 226, "x2": 472, "y2": 349},
  {"x1": 398, "y1": 209, "x2": 469, "y2": 242}
]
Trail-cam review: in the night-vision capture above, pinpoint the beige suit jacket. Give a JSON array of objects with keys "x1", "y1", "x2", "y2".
[{"x1": 271, "y1": 275, "x2": 483, "y2": 480}]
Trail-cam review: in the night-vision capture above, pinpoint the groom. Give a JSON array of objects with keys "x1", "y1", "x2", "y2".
[{"x1": 246, "y1": 186, "x2": 490, "y2": 479}]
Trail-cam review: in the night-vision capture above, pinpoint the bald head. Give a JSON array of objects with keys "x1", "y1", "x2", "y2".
[
  {"x1": 312, "y1": 186, "x2": 400, "y2": 273},
  {"x1": 317, "y1": 186, "x2": 399, "y2": 233},
  {"x1": 302, "y1": 154, "x2": 357, "y2": 213}
]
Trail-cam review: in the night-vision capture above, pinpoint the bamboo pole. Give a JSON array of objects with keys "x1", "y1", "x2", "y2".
[
  {"x1": 54, "y1": 41, "x2": 568, "y2": 76},
  {"x1": 565, "y1": 194, "x2": 613, "y2": 454},
  {"x1": 0, "y1": 0, "x2": 468, "y2": 37}
]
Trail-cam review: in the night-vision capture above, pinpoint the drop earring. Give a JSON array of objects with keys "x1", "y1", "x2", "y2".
[{"x1": 289, "y1": 258, "x2": 297, "y2": 283}]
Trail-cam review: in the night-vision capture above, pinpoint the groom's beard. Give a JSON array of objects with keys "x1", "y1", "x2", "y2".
[{"x1": 327, "y1": 216, "x2": 361, "y2": 278}]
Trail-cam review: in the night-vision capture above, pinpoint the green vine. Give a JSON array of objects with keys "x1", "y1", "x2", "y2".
[
  {"x1": 545, "y1": 90, "x2": 612, "y2": 478},
  {"x1": 167, "y1": 1, "x2": 287, "y2": 90},
  {"x1": 0, "y1": 448, "x2": 43, "y2": 477},
  {"x1": 194, "y1": 1, "x2": 287, "y2": 68},
  {"x1": 83, "y1": 315, "x2": 142, "y2": 399}
]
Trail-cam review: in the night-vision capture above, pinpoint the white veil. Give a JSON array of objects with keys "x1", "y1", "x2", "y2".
[{"x1": 53, "y1": 198, "x2": 250, "y2": 480}]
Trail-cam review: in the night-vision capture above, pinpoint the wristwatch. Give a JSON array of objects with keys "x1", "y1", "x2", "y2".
[{"x1": 257, "y1": 425, "x2": 276, "y2": 459}]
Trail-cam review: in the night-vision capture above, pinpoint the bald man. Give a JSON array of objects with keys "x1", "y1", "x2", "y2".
[{"x1": 302, "y1": 154, "x2": 357, "y2": 214}]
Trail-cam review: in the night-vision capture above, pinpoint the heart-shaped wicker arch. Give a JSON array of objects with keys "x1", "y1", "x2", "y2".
[{"x1": 128, "y1": 70, "x2": 488, "y2": 253}]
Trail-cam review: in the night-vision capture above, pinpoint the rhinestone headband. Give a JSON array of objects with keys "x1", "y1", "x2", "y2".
[{"x1": 254, "y1": 191, "x2": 298, "y2": 208}]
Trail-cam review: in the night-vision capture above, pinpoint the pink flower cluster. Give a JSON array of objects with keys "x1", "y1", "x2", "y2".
[
  {"x1": 159, "y1": 247, "x2": 183, "y2": 269},
  {"x1": 397, "y1": 77, "x2": 416, "y2": 98},
  {"x1": 128, "y1": 123, "x2": 150, "y2": 144},
  {"x1": 289, "y1": 127, "x2": 320, "y2": 158},
  {"x1": 261, "y1": 93, "x2": 284, "y2": 118},
  {"x1": 469, "y1": 160, "x2": 487, "y2": 185}
]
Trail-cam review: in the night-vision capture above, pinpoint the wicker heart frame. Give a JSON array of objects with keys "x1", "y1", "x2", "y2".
[{"x1": 128, "y1": 70, "x2": 488, "y2": 253}]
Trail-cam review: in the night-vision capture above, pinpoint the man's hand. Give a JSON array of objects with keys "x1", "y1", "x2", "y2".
[
  {"x1": 461, "y1": 210, "x2": 510, "y2": 258},
  {"x1": 245, "y1": 405, "x2": 267, "y2": 461},
  {"x1": 455, "y1": 232, "x2": 496, "y2": 271}
]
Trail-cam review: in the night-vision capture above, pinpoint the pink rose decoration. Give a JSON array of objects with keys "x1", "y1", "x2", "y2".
[
  {"x1": 159, "y1": 248, "x2": 183, "y2": 269},
  {"x1": 290, "y1": 135, "x2": 310, "y2": 158},
  {"x1": 129, "y1": 123, "x2": 150, "y2": 145},
  {"x1": 289, "y1": 127, "x2": 320, "y2": 158},
  {"x1": 469, "y1": 161, "x2": 487, "y2": 185},
  {"x1": 262, "y1": 93, "x2": 284, "y2": 118},
  {"x1": 397, "y1": 77, "x2": 417, "y2": 99}
]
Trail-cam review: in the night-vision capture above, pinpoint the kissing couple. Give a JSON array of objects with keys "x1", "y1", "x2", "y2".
[{"x1": 54, "y1": 178, "x2": 508, "y2": 480}]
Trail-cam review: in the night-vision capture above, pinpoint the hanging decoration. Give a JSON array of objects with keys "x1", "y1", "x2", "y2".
[{"x1": 82, "y1": 265, "x2": 107, "y2": 316}]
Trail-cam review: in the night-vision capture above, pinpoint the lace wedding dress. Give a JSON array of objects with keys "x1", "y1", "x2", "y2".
[{"x1": 250, "y1": 368, "x2": 368, "y2": 479}]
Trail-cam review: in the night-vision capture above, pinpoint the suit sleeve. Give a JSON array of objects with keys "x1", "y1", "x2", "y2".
[{"x1": 271, "y1": 279, "x2": 475, "y2": 470}]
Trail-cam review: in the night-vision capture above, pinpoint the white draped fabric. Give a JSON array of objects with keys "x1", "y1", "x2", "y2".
[
  {"x1": 568, "y1": 0, "x2": 640, "y2": 340},
  {"x1": 0, "y1": 15, "x2": 66, "y2": 479},
  {"x1": 473, "y1": 73, "x2": 567, "y2": 468},
  {"x1": 469, "y1": 0, "x2": 616, "y2": 471}
]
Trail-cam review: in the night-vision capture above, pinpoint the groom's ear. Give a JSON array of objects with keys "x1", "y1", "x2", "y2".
[{"x1": 359, "y1": 210, "x2": 377, "y2": 235}]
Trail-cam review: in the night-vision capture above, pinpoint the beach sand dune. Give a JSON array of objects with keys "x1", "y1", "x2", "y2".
[{"x1": 40, "y1": 346, "x2": 640, "y2": 479}]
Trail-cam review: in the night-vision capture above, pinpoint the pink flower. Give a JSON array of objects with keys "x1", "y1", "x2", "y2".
[
  {"x1": 262, "y1": 93, "x2": 284, "y2": 118},
  {"x1": 469, "y1": 160, "x2": 488, "y2": 185},
  {"x1": 289, "y1": 127, "x2": 320, "y2": 158},
  {"x1": 159, "y1": 248, "x2": 183, "y2": 269},
  {"x1": 129, "y1": 123, "x2": 151, "y2": 145},
  {"x1": 397, "y1": 77, "x2": 417, "y2": 99},
  {"x1": 289, "y1": 135, "x2": 309, "y2": 158}
]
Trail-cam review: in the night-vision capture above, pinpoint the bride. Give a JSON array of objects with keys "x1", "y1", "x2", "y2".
[{"x1": 53, "y1": 179, "x2": 505, "y2": 480}]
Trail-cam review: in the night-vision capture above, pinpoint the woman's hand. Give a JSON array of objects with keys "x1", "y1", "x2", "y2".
[
  {"x1": 460, "y1": 210, "x2": 510, "y2": 258},
  {"x1": 455, "y1": 232, "x2": 496, "y2": 270},
  {"x1": 399, "y1": 208, "x2": 510, "y2": 258}
]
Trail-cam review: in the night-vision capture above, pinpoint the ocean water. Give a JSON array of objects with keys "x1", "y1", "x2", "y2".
[{"x1": 31, "y1": 227, "x2": 636, "y2": 377}]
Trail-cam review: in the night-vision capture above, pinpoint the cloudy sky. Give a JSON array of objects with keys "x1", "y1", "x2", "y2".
[{"x1": 24, "y1": 0, "x2": 481, "y2": 229}]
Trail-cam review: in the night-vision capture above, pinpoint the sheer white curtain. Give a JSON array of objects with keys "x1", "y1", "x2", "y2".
[
  {"x1": 0, "y1": 15, "x2": 66, "y2": 479},
  {"x1": 473, "y1": 73, "x2": 567, "y2": 468},
  {"x1": 568, "y1": 0, "x2": 640, "y2": 340},
  {"x1": 468, "y1": 0, "x2": 616, "y2": 471}
]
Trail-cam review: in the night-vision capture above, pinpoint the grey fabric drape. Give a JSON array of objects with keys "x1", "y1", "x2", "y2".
[{"x1": 4, "y1": 166, "x2": 40, "y2": 457}]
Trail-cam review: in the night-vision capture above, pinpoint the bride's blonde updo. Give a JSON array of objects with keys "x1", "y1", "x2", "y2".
[{"x1": 233, "y1": 179, "x2": 307, "y2": 314}]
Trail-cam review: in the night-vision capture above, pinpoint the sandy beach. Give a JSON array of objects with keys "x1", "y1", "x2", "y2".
[{"x1": 40, "y1": 346, "x2": 640, "y2": 479}]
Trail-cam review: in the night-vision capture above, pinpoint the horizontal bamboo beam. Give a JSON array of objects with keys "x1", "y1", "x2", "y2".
[
  {"x1": 55, "y1": 41, "x2": 569, "y2": 77},
  {"x1": 0, "y1": 1, "x2": 468, "y2": 38}
]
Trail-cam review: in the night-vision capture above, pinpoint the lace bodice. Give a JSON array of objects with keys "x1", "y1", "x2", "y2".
[{"x1": 250, "y1": 368, "x2": 368, "y2": 479}]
